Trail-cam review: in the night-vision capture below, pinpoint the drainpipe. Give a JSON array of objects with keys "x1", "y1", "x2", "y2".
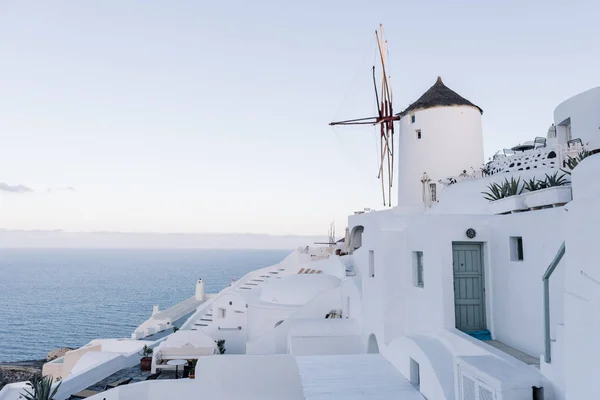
[{"x1": 542, "y1": 241, "x2": 566, "y2": 364}]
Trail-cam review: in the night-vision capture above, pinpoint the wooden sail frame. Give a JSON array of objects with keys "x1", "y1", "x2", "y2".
[{"x1": 329, "y1": 24, "x2": 398, "y2": 206}]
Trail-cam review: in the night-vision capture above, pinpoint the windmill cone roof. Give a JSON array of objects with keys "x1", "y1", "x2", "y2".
[{"x1": 398, "y1": 76, "x2": 483, "y2": 117}]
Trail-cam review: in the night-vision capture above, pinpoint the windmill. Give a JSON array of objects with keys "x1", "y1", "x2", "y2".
[{"x1": 329, "y1": 24, "x2": 399, "y2": 207}]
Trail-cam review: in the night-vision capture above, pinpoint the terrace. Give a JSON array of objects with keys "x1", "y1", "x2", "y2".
[{"x1": 67, "y1": 363, "x2": 185, "y2": 399}]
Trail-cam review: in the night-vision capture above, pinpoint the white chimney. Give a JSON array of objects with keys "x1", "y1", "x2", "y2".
[
  {"x1": 195, "y1": 278, "x2": 205, "y2": 301},
  {"x1": 152, "y1": 305, "x2": 159, "y2": 316}
]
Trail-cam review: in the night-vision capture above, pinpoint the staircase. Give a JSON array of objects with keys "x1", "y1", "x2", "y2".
[
  {"x1": 190, "y1": 309, "x2": 213, "y2": 330},
  {"x1": 238, "y1": 268, "x2": 286, "y2": 290}
]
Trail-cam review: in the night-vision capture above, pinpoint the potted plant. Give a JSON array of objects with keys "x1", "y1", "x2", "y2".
[
  {"x1": 215, "y1": 339, "x2": 226, "y2": 355},
  {"x1": 562, "y1": 149, "x2": 590, "y2": 175},
  {"x1": 188, "y1": 359, "x2": 197, "y2": 379},
  {"x1": 20, "y1": 375, "x2": 61, "y2": 400},
  {"x1": 483, "y1": 177, "x2": 526, "y2": 214},
  {"x1": 140, "y1": 344, "x2": 153, "y2": 371},
  {"x1": 523, "y1": 171, "x2": 571, "y2": 209}
]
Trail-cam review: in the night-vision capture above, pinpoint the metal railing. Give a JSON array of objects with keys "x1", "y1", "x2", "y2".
[{"x1": 542, "y1": 241, "x2": 566, "y2": 363}]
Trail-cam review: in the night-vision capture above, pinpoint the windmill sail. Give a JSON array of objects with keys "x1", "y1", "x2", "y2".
[{"x1": 329, "y1": 24, "x2": 398, "y2": 206}]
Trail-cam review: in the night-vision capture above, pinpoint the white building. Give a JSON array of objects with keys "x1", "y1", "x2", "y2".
[
  {"x1": 2, "y1": 84, "x2": 600, "y2": 400},
  {"x1": 341, "y1": 82, "x2": 600, "y2": 400}
]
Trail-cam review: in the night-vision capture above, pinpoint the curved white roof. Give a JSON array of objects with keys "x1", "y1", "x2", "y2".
[
  {"x1": 160, "y1": 330, "x2": 217, "y2": 350},
  {"x1": 260, "y1": 274, "x2": 341, "y2": 306}
]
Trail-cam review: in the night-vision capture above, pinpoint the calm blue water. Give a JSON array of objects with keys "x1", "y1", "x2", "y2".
[{"x1": 0, "y1": 248, "x2": 289, "y2": 362}]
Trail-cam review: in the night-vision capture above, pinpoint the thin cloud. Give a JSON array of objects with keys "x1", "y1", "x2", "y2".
[
  {"x1": 0, "y1": 182, "x2": 33, "y2": 193},
  {"x1": 47, "y1": 186, "x2": 77, "y2": 193}
]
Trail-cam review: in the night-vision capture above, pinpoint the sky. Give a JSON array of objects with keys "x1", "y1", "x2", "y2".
[{"x1": 0, "y1": 0, "x2": 598, "y2": 236}]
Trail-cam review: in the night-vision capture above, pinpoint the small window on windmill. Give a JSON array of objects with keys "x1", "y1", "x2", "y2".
[
  {"x1": 429, "y1": 183, "x2": 437, "y2": 202},
  {"x1": 416, "y1": 130, "x2": 422, "y2": 140},
  {"x1": 411, "y1": 115, "x2": 416, "y2": 124}
]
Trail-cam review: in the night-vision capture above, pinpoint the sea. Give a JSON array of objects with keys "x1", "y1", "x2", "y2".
[{"x1": 0, "y1": 248, "x2": 289, "y2": 362}]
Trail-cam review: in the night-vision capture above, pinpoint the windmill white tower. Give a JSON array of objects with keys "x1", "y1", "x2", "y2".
[{"x1": 396, "y1": 77, "x2": 484, "y2": 208}]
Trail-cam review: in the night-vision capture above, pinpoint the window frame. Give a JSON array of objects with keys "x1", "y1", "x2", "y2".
[
  {"x1": 510, "y1": 236, "x2": 524, "y2": 261},
  {"x1": 413, "y1": 251, "x2": 424, "y2": 288},
  {"x1": 429, "y1": 183, "x2": 437, "y2": 202}
]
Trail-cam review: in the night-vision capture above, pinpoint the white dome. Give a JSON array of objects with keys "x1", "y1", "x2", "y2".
[{"x1": 260, "y1": 274, "x2": 341, "y2": 306}]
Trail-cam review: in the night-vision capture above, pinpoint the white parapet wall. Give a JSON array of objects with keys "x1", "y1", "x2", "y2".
[
  {"x1": 132, "y1": 296, "x2": 207, "y2": 340},
  {"x1": 83, "y1": 355, "x2": 305, "y2": 400}
]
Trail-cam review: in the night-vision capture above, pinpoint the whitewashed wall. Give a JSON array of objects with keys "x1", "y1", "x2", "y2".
[
  {"x1": 397, "y1": 106, "x2": 484, "y2": 207},
  {"x1": 554, "y1": 86, "x2": 600, "y2": 148},
  {"x1": 206, "y1": 292, "x2": 248, "y2": 354},
  {"x1": 345, "y1": 203, "x2": 564, "y2": 397},
  {"x1": 487, "y1": 208, "x2": 565, "y2": 357},
  {"x1": 432, "y1": 167, "x2": 563, "y2": 215},
  {"x1": 246, "y1": 305, "x2": 297, "y2": 339},
  {"x1": 561, "y1": 155, "x2": 600, "y2": 399},
  {"x1": 486, "y1": 146, "x2": 560, "y2": 175},
  {"x1": 246, "y1": 287, "x2": 343, "y2": 354},
  {"x1": 289, "y1": 336, "x2": 363, "y2": 356}
]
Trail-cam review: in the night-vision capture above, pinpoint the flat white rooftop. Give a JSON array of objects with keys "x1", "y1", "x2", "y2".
[{"x1": 296, "y1": 354, "x2": 424, "y2": 400}]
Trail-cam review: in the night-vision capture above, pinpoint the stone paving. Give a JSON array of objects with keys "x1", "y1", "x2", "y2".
[{"x1": 87, "y1": 363, "x2": 180, "y2": 392}]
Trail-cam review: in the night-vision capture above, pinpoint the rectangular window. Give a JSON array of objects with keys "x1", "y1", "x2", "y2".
[
  {"x1": 411, "y1": 115, "x2": 416, "y2": 123},
  {"x1": 429, "y1": 183, "x2": 437, "y2": 202},
  {"x1": 218, "y1": 307, "x2": 227, "y2": 319},
  {"x1": 416, "y1": 129, "x2": 422, "y2": 140},
  {"x1": 369, "y1": 250, "x2": 375, "y2": 277},
  {"x1": 413, "y1": 251, "x2": 424, "y2": 287},
  {"x1": 510, "y1": 237, "x2": 524, "y2": 261}
]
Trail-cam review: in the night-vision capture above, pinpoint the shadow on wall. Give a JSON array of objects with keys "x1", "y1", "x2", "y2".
[
  {"x1": 350, "y1": 226, "x2": 364, "y2": 253},
  {"x1": 367, "y1": 334, "x2": 379, "y2": 354}
]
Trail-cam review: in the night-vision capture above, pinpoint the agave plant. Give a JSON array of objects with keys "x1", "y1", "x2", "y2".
[
  {"x1": 562, "y1": 149, "x2": 590, "y2": 175},
  {"x1": 544, "y1": 171, "x2": 569, "y2": 187},
  {"x1": 482, "y1": 181, "x2": 507, "y2": 201},
  {"x1": 523, "y1": 177, "x2": 540, "y2": 192},
  {"x1": 482, "y1": 177, "x2": 523, "y2": 201},
  {"x1": 504, "y1": 177, "x2": 523, "y2": 196},
  {"x1": 20, "y1": 375, "x2": 61, "y2": 400}
]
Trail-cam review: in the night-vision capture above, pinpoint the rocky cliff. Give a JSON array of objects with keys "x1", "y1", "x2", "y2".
[
  {"x1": 0, "y1": 360, "x2": 43, "y2": 391},
  {"x1": 0, "y1": 346, "x2": 74, "y2": 391}
]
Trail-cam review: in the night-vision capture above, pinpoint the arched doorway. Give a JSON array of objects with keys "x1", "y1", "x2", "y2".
[
  {"x1": 350, "y1": 226, "x2": 364, "y2": 253},
  {"x1": 367, "y1": 333, "x2": 379, "y2": 354}
]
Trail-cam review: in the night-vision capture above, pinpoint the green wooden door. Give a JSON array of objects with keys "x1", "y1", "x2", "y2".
[{"x1": 453, "y1": 243, "x2": 486, "y2": 332}]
